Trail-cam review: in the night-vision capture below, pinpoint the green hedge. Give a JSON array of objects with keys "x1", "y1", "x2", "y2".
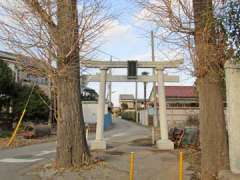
[{"x1": 121, "y1": 111, "x2": 136, "y2": 121}]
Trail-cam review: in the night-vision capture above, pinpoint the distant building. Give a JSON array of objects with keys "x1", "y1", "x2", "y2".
[
  {"x1": 119, "y1": 94, "x2": 135, "y2": 109},
  {"x1": 0, "y1": 51, "x2": 92, "y2": 98},
  {"x1": 0, "y1": 50, "x2": 50, "y2": 96},
  {"x1": 149, "y1": 86, "x2": 198, "y2": 108},
  {"x1": 119, "y1": 94, "x2": 149, "y2": 110},
  {"x1": 140, "y1": 85, "x2": 199, "y2": 128}
]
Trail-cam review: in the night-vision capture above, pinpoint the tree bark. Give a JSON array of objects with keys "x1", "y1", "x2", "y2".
[
  {"x1": 56, "y1": 73, "x2": 90, "y2": 168},
  {"x1": 55, "y1": 0, "x2": 90, "y2": 168},
  {"x1": 198, "y1": 74, "x2": 229, "y2": 179},
  {"x1": 193, "y1": 0, "x2": 229, "y2": 179}
]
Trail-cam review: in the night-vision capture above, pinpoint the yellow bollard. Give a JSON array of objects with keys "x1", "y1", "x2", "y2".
[
  {"x1": 179, "y1": 151, "x2": 183, "y2": 180},
  {"x1": 129, "y1": 152, "x2": 135, "y2": 180}
]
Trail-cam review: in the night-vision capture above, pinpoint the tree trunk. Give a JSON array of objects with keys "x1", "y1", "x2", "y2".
[
  {"x1": 56, "y1": 73, "x2": 90, "y2": 168},
  {"x1": 55, "y1": 0, "x2": 90, "y2": 168},
  {"x1": 192, "y1": 0, "x2": 229, "y2": 179},
  {"x1": 198, "y1": 74, "x2": 229, "y2": 180},
  {"x1": 144, "y1": 82, "x2": 147, "y2": 109}
]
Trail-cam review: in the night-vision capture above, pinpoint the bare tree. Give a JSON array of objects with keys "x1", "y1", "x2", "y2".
[
  {"x1": 192, "y1": 1, "x2": 229, "y2": 179},
  {"x1": 0, "y1": 0, "x2": 110, "y2": 168},
  {"x1": 136, "y1": 0, "x2": 229, "y2": 179}
]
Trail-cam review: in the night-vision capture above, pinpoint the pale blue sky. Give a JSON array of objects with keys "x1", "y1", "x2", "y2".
[{"x1": 86, "y1": 0, "x2": 195, "y2": 107}]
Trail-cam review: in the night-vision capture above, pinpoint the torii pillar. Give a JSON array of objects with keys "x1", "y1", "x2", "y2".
[
  {"x1": 156, "y1": 68, "x2": 174, "y2": 150},
  {"x1": 91, "y1": 67, "x2": 107, "y2": 150}
]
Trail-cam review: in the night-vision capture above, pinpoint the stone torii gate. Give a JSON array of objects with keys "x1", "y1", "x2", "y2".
[{"x1": 81, "y1": 59, "x2": 183, "y2": 150}]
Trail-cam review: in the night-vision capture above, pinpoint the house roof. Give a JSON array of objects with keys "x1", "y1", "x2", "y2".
[
  {"x1": 119, "y1": 94, "x2": 135, "y2": 100},
  {"x1": 155, "y1": 86, "x2": 197, "y2": 98}
]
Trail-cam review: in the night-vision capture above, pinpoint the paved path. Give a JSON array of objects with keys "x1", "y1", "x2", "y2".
[{"x1": 0, "y1": 119, "x2": 191, "y2": 180}]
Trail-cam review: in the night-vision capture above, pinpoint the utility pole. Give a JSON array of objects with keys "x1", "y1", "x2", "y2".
[
  {"x1": 48, "y1": 76, "x2": 52, "y2": 127},
  {"x1": 142, "y1": 71, "x2": 149, "y2": 109},
  {"x1": 135, "y1": 81, "x2": 138, "y2": 123},
  {"x1": 108, "y1": 56, "x2": 112, "y2": 107},
  {"x1": 47, "y1": 47, "x2": 53, "y2": 128},
  {"x1": 151, "y1": 30, "x2": 158, "y2": 127}
]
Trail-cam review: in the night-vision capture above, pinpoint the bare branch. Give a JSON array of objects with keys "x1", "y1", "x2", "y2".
[{"x1": 24, "y1": 0, "x2": 57, "y2": 31}]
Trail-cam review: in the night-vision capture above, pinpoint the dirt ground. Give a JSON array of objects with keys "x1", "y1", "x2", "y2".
[
  {"x1": 182, "y1": 148, "x2": 201, "y2": 180},
  {"x1": 27, "y1": 138, "x2": 194, "y2": 180},
  {"x1": 0, "y1": 134, "x2": 57, "y2": 150},
  {"x1": 0, "y1": 119, "x2": 201, "y2": 180}
]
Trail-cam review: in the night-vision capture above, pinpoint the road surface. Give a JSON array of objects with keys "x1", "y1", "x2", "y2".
[{"x1": 0, "y1": 119, "x2": 151, "y2": 180}]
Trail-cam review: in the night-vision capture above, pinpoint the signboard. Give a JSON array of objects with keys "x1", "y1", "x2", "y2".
[{"x1": 127, "y1": 61, "x2": 137, "y2": 79}]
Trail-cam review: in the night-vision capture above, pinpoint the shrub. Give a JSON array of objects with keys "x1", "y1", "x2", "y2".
[
  {"x1": 0, "y1": 60, "x2": 15, "y2": 95},
  {"x1": 12, "y1": 84, "x2": 49, "y2": 123},
  {"x1": 0, "y1": 60, "x2": 49, "y2": 124},
  {"x1": 121, "y1": 110, "x2": 136, "y2": 121},
  {"x1": 121, "y1": 103, "x2": 128, "y2": 111}
]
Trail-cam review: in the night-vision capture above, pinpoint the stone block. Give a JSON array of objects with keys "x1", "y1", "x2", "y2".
[
  {"x1": 156, "y1": 139, "x2": 174, "y2": 150},
  {"x1": 90, "y1": 140, "x2": 106, "y2": 150}
]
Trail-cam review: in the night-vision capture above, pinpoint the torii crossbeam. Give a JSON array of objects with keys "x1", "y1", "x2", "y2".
[{"x1": 81, "y1": 59, "x2": 183, "y2": 69}]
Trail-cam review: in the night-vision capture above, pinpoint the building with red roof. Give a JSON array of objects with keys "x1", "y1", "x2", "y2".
[{"x1": 149, "y1": 86, "x2": 199, "y2": 108}]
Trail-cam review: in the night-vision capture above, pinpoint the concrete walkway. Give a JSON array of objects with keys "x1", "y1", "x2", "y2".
[{"x1": 0, "y1": 118, "x2": 192, "y2": 180}]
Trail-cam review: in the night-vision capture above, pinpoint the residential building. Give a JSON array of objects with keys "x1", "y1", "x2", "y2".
[
  {"x1": 142, "y1": 86, "x2": 199, "y2": 128},
  {"x1": 149, "y1": 86, "x2": 198, "y2": 108},
  {"x1": 119, "y1": 94, "x2": 135, "y2": 109},
  {"x1": 0, "y1": 50, "x2": 50, "y2": 96}
]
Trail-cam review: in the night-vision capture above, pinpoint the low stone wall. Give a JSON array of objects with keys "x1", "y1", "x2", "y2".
[
  {"x1": 82, "y1": 101, "x2": 108, "y2": 124},
  {"x1": 139, "y1": 108, "x2": 199, "y2": 128},
  {"x1": 86, "y1": 113, "x2": 112, "y2": 133},
  {"x1": 166, "y1": 108, "x2": 199, "y2": 128},
  {"x1": 82, "y1": 101, "x2": 112, "y2": 132}
]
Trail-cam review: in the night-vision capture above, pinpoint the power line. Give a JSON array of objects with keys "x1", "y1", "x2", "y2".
[{"x1": 94, "y1": 49, "x2": 122, "y2": 61}]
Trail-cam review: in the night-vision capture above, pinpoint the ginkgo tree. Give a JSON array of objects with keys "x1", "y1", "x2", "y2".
[
  {"x1": 136, "y1": 0, "x2": 230, "y2": 179},
  {"x1": 0, "y1": 0, "x2": 111, "y2": 168}
]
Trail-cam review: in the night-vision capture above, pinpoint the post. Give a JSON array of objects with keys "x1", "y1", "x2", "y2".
[
  {"x1": 144, "y1": 82, "x2": 147, "y2": 109},
  {"x1": 135, "y1": 81, "x2": 138, "y2": 123},
  {"x1": 108, "y1": 81, "x2": 112, "y2": 107},
  {"x1": 179, "y1": 151, "x2": 183, "y2": 180},
  {"x1": 108, "y1": 56, "x2": 112, "y2": 107},
  {"x1": 152, "y1": 127, "x2": 155, "y2": 144},
  {"x1": 156, "y1": 68, "x2": 174, "y2": 150},
  {"x1": 151, "y1": 31, "x2": 158, "y2": 127},
  {"x1": 91, "y1": 67, "x2": 107, "y2": 150},
  {"x1": 142, "y1": 71, "x2": 149, "y2": 109},
  {"x1": 86, "y1": 126, "x2": 89, "y2": 140},
  {"x1": 129, "y1": 152, "x2": 135, "y2": 180},
  {"x1": 48, "y1": 77, "x2": 53, "y2": 128}
]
